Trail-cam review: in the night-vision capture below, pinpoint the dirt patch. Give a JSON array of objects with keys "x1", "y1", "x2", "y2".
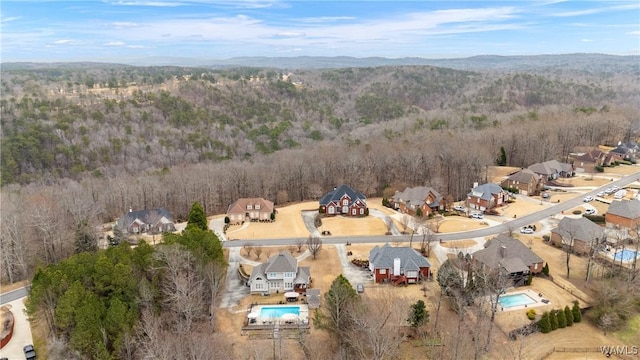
[
  {"x1": 320, "y1": 215, "x2": 388, "y2": 236},
  {"x1": 488, "y1": 166, "x2": 521, "y2": 183},
  {"x1": 438, "y1": 217, "x2": 489, "y2": 232}
]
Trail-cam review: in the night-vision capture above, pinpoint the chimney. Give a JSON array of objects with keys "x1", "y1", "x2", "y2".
[
  {"x1": 500, "y1": 246, "x2": 506, "y2": 258},
  {"x1": 473, "y1": 182, "x2": 479, "y2": 189},
  {"x1": 129, "y1": 208, "x2": 132, "y2": 213},
  {"x1": 393, "y1": 258, "x2": 401, "y2": 276}
]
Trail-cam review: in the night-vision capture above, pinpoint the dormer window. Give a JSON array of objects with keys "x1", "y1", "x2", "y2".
[
  {"x1": 247, "y1": 204, "x2": 253, "y2": 210},
  {"x1": 255, "y1": 204, "x2": 260, "y2": 210}
]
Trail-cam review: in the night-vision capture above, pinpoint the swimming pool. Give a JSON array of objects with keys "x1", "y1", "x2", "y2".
[
  {"x1": 259, "y1": 306, "x2": 300, "y2": 318},
  {"x1": 614, "y1": 249, "x2": 639, "y2": 261},
  {"x1": 498, "y1": 293, "x2": 536, "y2": 308}
]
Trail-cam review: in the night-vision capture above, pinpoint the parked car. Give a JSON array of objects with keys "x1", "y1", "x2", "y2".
[
  {"x1": 356, "y1": 284, "x2": 365, "y2": 293},
  {"x1": 584, "y1": 208, "x2": 596, "y2": 215},
  {"x1": 24, "y1": 344, "x2": 36, "y2": 360},
  {"x1": 471, "y1": 212, "x2": 484, "y2": 219},
  {"x1": 453, "y1": 205, "x2": 465, "y2": 211},
  {"x1": 520, "y1": 227, "x2": 534, "y2": 234},
  {"x1": 583, "y1": 196, "x2": 593, "y2": 202},
  {"x1": 541, "y1": 193, "x2": 550, "y2": 199},
  {"x1": 596, "y1": 191, "x2": 605, "y2": 197}
]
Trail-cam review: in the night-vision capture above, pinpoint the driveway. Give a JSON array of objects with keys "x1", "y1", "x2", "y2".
[
  {"x1": 335, "y1": 244, "x2": 374, "y2": 286},
  {"x1": 0, "y1": 289, "x2": 34, "y2": 359}
]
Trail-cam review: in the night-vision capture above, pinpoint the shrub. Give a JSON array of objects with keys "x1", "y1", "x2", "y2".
[
  {"x1": 565, "y1": 305, "x2": 574, "y2": 326},
  {"x1": 542, "y1": 263, "x2": 550, "y2": 276},
  {"x1": 538, "y1": 312, "x2": 551, "y2": 333},
  {"x1": 526, "y1": 272, "x2": 533, "y2": 286},
  {"x1": 550, "y1": 310, "x2": 559, "y2": 330},
  {"x1": 572, "y1": 210, "x2": 582, "y2": 215},
  {"x1": 572, "y1": 301, "x2": 582, "y2": 323},
  {"x1": 224, "y1": 216, "x2": 230, "y2": 224},
  {"x1": 542, "y1": 234, "x2": 550, "y2": 242},
  {"x1": 526, "y1": 309, "x2": 536, "y2": 320},
  {"x1": 557, "y1": 308, "x2": 567, "y2": 328},
  {"x1": 364, "y1": 208, "x2": 369, "y2": 216},
  {"x1": 594, "y1": 165, "x2": 604, "y2": 172},
  {"x1": 583, "y1": 214, "x2": 605, "y2": 224}
]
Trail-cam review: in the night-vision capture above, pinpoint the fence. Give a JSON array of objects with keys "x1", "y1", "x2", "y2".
[{"x1": 541, "y1": 346, "x2": 624, "y2": 359}]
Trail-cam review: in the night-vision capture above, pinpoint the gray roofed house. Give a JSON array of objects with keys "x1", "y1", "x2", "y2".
[
  {"x1": 115, "y1": 208, "x2": 176, "y2": 235},
  {"x1": 550, "y1": 217, "x2": 605, "y2": 255},
  {"x1": 500, "y1": 169, "x2": 543, "y2": 196},
  {"x1": 248, "y1": 252, "x2": 311, "y2": 295},
  {"x1": 319, "y1": 184, "x2": 367, "y2": 217},
  {"x1": 391, "y1": 186, "x2": 445, "y2": 216},
  {"x1": 528, "y1": 160, "x2": 574, "y2": 181},
  {"x1": 472, "y1": 234, "x2": 544, "y2": 286},
  {"x1": 606, "y1": 199, "x2": 640, "y2": 236},
  {"x1": 369, "y1": 243, "x2": 431, "y2": 284},
  {"x1": 467, "y1": 182, "x2": 509, "y2": 211}
]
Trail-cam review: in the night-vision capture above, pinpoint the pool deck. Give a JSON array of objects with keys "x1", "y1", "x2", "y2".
[
  {"x1": 497, "y1": 289, "x2": 550, "y2": 312},
  {"x1": 244, "y1": 304, "x2": 310, "y2": 328}
]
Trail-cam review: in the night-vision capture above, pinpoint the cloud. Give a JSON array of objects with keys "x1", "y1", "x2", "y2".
[
  {"x1": 53, "y1": 39, "x2": 74, "y2": 44},
  {"x1": 552, "y1": 3, "x2": 639, "y2": 17},
  {"x1": 627, "y1": 31, "x2": 640, "y2": 36},
  {"x1": 273, "y1": 31, "x2": 306, "y2": 39},
  {"x1": 109, "y1": 1, "x2": 188, "y2": 6},
  {"x1": 127, "y1": 45, "x2": 146, "y2": 48},
  {"x1": 104, "y1": 41, "x2": 125, "y2": 46},
  {"x1": 580, "y1": 39, "x2": 593, "y2": 42},
  {"x1": 112, "y1": 22, "x2": 140, "y2": 28},
  {"x1": 1, "y1": 16, "x2": 21, "y2": 24},
  {"x1": 300, "y1": 16, "x2": 356, "y2": 23}
]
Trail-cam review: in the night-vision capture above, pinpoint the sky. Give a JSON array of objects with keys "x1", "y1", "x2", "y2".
[{"x1": 1, "y1": 0, "x2": 639, "y2": 62}]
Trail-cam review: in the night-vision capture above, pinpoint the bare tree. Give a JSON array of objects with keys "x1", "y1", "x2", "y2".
[
  {"x1": 585, "y1": 235, "x2": 607, "y2": 283},
  {"x1": 202, "y1": 261, "x2": 225, "y2": 331},
  {"x1": 254, "y1": 246, "x2": 263, "y2": 260},
  {"x1": 243, "y1": 242, "x2": 254, "y2": 257},
  {"x1": 0, "y1": 196, "x2": 29, "y2": 283},
  {"x1": 307, "y1": 235, "x2": 322, "y2": 259},
  {"x1": 295, "y1": 237, "x2": 305, "y2": 252}
]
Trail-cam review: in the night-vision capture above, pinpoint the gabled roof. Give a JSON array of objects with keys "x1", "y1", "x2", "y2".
[
  {"x1": 468, "y1": 183, "x2": 505, "y2": 201},
  {"x1": 575, "y1": 149, "x2": 605, "y2": 163},
  {"x1": 551, "y1": 217, "x2": 605, "y2": 243},
  {"x1": 473, "y1": 234, "x2": 543, "y2": 272},
  {"x1": 610, "y1": 146, "x2": 631, "y2": 155},
  {"x1": 369, "y1": 243, "x2": 431, "y2": 271},
  {"x1": 306, "y1": 289, "x2": 321, "y2": 309},
  {"x1": 319, "y1": 185, "x2": 366, "y2": 206},
  {"x1": 248, "y1": 263, "x2": 268, "y2": 282},
  {"x1": 116, "y1": 208, "x2": 174, "y2": 229},
  {"x1": 227, "y1": 198, "x2": 274, "y2": 214},
  {"x1": 528, "y1": 160, "x2": 573, "y2": 176},
  {"x1": 294, "y1": 267, "x2": 310, "y2": 284},
  {"x1": 392, "y1": 186, "x2": 443, "y2": 208},
  {"x1": 607, "y1": 199, "x2": 640, "y2": 220},
  {"x1": 505, "y1": 169, "x2": 541, "y2": 183},
  {"x1": 264, "y1": 252, "x2": 298, "y2": 273}
]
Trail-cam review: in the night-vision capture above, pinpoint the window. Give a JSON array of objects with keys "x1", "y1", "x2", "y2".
[
  {"x1": 255, "y1": 204, "x2": 260, "y2": 210},
  {"x1": 328, "y1": 206, "x2": 335, "y2": 214},
  {"x1": 343, "y1": 199, "x2": 348, "y2": 206},
  {"x1": 255, "y1": 283, "x2": 262, "y2": 289},
  {"x1": 285, "y1": 282, "x2": 292, "y2": 289},
  {"x1": 352, "y1": 209, "x2": 356, "y2": 215},
  {"x1": 379, "y1": 269, "x2": 386, "y2": 275},
  {"x1": 360, "y1": 208, "x2": 364, "y2": 215},
  {"x1": 247, "y1": 204, "x2": 253, "y2": 210},
  {"x1": 534, "y1": 263, "x2": 538, "y2": 270}
]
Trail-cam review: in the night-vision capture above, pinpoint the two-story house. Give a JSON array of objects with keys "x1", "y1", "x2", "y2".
[
  {"x1": 248, "y1": 252, "x2": 311, "y2": 295},
  {"x1": 500, "y1": 169, "x2": 543, "y2": 196},
  {"x1": 227, "y1": 198, "x2": 275, "y2": 225},
  {"x1": 466, "y1": 182, "x2": 509, "y2": 211},
  {"x1": 319, "y1": 185, "x2": 367, "y2": 217},
  {"x1": 390, "y1": 186, "x2": 445, "y2": 216}
]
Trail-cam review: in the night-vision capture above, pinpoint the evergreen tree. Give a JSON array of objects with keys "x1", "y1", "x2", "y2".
[
  {"x1": 186, "y1": 202, "x2": 208, "y2": 231},
  {"x1": 74, "y1": 220, "x2": 98, "y2": 254},
  {"x1": 407, "y1": 300, "x2": 429, "y2": 329},
  {"x1": 565, "y1": 305, "x2": 574, "y2": 326},
  {"x1": 538, "y1": 312, "x2": 551, "y2": 333},
  {"x1": 314, "y1": 274, "x2": 359, "y2": 336},
  {"x1": 550, "y1": 310, "x2": 559, "y2": 330},
  {"x1": 496, "y1": 146, "x2": 507, "y2": 166},
  {"x1": 542, "y1": 263, "x2": 550, "y2": 276},
  {"x1": 572, "y1": 301, "x2": 582, "y2": 323},
  {"x1": 557, "y1": 308, "x2": 567, "y2": 328}
]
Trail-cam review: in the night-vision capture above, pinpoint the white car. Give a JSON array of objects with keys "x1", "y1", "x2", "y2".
[
  {"x1": 520, "y1": 227, "x2": 534, "y2": 234},
  {"x1": 471, "y1": 212, "x2": 484, "y2": 219},
  {"x1": 583, "y1": 196, "x2": 593, "y2": 202},
  {"x1": 584, "y1": 208, "x2": 596, "y2": 215},
  {"x1": 453, "y1": 205, "x2": 465, "y2": 211},
  {"x1": 596, "y1": 191, "x2": 605, "y2": 197}
]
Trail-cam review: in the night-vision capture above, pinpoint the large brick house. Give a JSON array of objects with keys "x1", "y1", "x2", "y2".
[
  {"x1": 466, "y1": 182, "x2": 509, "y2": 211},
  {"x1": 319, "y1": 185, "x2": 367, "y2": 216},
  {"x1": 247, "y1": 252, "x2": 311, "y2": 295},
  {"x1": 472, "y1": 234, "x2": 545, "y2": 286},
  {"x1": 550, "y1": 217, "x2": 605, "y2": 255},
  {"x1": 227, "y1": 198, "x2": 275, "y2": 225},
  {"x1": 500, "y1": 169, "x2": 543, "y2": 196},
  {"x1": 390, "y1": 186, "x2": 445, "y2": 216},
  {"x1": 606, "y1": 199, "x2": 640, "y2": 238},
  {"x1": 368, "y1": 243, "x2": 431, "y2": 285}
]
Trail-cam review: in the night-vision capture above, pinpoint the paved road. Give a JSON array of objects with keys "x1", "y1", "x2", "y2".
[
  {"x1": 0, "y1": 286, "x2": 30, "y2": 305},
  {"x1": 222, "y1": 171, "x2": 640, "y2": 248}
]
